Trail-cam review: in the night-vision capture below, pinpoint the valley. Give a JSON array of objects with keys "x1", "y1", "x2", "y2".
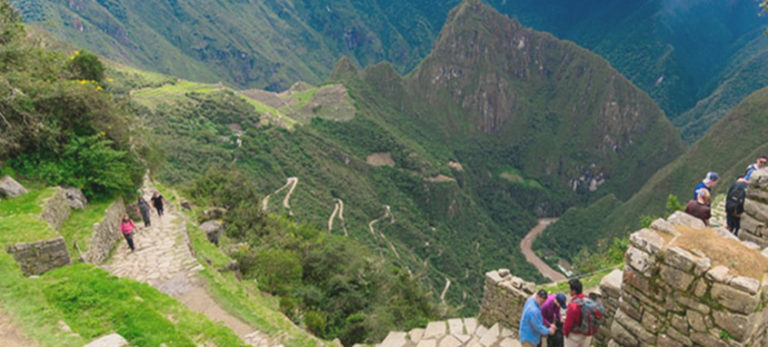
[{"x1": 3, "y1": 0, "x2": 768, "y2": 345}]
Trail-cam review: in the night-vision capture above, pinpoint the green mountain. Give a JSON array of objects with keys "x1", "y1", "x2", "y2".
[
  {"x1": 11, "y1": 0, "x2": 768, "y2": 139},
  {"x1": 536, "y1": 83, "x2": 768, "y2": 266},
  {"x1": 117, "y1": 0, "x2": 683, "y2": 315}
]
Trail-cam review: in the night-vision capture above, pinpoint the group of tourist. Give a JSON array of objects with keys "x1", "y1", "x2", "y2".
[
  {"x1": 119, "y1": 191, "x2": 167, "y2": 252},
  {"x1": 519, "y1": 279, "x2": 597, "y2": 347},
  {"x1": 684, "y1": 155, "x2": 766, "y2": 235}
]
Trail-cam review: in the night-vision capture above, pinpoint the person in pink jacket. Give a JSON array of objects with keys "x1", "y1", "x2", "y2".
[{"x1": 120, "y1": 214, "x2": 136, "y2": 251}]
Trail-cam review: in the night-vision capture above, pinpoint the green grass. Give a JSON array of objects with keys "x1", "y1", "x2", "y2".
[
  {"x1": 538, "y1": 267, "x2": 618, "y2": 295},
  {"x1": 0, "y1": 252, "x2": 85, "y2": 346},
  {"x1": 0, "y1": 187, "x2": 59, "y2": 244},
  {"x1": 41, "y1": 264, "x2": 244, "y2": 346},
  {"x1": 59, "y1": 200, "x2": 115, "y2": 259}
]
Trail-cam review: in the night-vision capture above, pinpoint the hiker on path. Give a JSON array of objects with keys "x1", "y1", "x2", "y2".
[
  {"x1": 563, "y1": 279, "x2": 591, "y2": 347},
  {"x1": 120, "y1": 214, "x2": 136, "y2": 252},
  {"x1": 693, "y1": 171, "x2": 719, "y2": 205},
  {"x1": 151, "y1": 191, "x2": 166, "y2": 217},
  {"x1": 136, "y1": 196, "x2": 152, "y2": 227},
  {"x1": 519, "y1": 289, "x2": 556, "y2": 347},
  {"x1": 726, "y1": 176, "x2": 749, "y2": 236},
  {"x1": 745, "y1": 156, "x2": 767, "y2": 182},
  {"x1": 685, "y1": 189, "x2": 711, "y2": 227}
]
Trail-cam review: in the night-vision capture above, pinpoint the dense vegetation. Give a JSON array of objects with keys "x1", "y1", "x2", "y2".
[
  {"x1": 0, "y1": 1, "x2": 143, "y2": 198},
  {"x1": 186, "y1": 166, "x2": 435, "y2": 345},
  {"x1": 12, "y1": 0, "x2": 768, "y2": 140}
]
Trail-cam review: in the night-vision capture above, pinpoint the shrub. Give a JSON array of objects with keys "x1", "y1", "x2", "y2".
[
  {"x1": 9, "y1": 135, "x2": 142, "y2": 199},
  {"x1": 68, "y1": 50, "x2": 105, "y2": 83}
]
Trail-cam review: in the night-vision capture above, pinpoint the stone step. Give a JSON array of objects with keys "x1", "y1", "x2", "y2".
[{"x1": 377, "y1": 319, "x2": 518, "y2": 347}]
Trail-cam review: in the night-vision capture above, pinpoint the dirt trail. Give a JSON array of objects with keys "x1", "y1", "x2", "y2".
[
  {"x1": 368, "y1": 205, "x2": 400, "y2": 259},
  {"x1": 0, "y1": 311, "x2": 32, "y2": 347},
  {"x1": 261, "y1": 177, "x2": 298, "y2": 215},
  {"x1": 105, "y1": 178, "x2": 271, "y2": 346},
  {"x1": 520, "y1": 218, "x2": 566, "y2": 282},
  {"x1": 327, "y1": 199, "x2": 349, "y2": 237},
  {"x1": 440, "y1": 278, "x2": 451, "y2": 305}
]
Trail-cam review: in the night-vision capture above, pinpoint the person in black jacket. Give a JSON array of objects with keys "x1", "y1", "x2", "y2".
[{"x1": 726, "y1": 176, "x2": 749, "y2": 236}]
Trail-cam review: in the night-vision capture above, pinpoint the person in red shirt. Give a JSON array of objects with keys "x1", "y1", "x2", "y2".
[{"x1": 563, "y1": 279, "x2": 590, "y2": 347}]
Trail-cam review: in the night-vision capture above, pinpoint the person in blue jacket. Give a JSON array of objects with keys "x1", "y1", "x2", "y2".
[{"x1": 519, "y1": 289, "x2": 556, "y2": 346}]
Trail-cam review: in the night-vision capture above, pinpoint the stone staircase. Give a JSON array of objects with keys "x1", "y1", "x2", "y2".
[{"x1": 376, "y1": 318, "x2": 522, "y2": 347}]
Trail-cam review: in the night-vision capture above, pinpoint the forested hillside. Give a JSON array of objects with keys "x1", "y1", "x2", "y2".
[
  {"x1": 11, "y1": 0, "x2": 768, "y2": 140},
  {"x1": 535, "y1": 84, "x2": 768, "y2": 267}
]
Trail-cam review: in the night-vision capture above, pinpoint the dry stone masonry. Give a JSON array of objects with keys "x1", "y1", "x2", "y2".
[
  {"x1": 607, "y1": 211, "x2": 768, "y2": 347},
  {"x1": 478, "y1": 269, "x2": 536, "y2": 329},
  {"x1": 376, "y1": 319, "x2": 521, "y2": 347},
  {"x1": 593, "y1": 269, "x2": 622, "y2": 344},
  {"x1": 81, "y1": 200, "x2": 126, "y2": 264},
  {"x1": 6, "y1": 237, "x2": 71, "y2": 276},
  {"x1": 740, "y1": 168, "x2": 768, "y2": 247},
  {"x1": 40, "y1": 187, "x2": 73, "y2": 230}
]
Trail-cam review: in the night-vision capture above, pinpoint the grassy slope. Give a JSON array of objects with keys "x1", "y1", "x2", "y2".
[
  {"x1": 537, "y1": 85, "x2": 768, "y2": 262},
  {"x1": 0, "y1": 187, "x2": 250, "y2": 346}
]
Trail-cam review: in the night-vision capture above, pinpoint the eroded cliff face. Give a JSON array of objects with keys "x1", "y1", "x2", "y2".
[{"x1": 353, "y1": 0, "x2": 684, "y2": 200}]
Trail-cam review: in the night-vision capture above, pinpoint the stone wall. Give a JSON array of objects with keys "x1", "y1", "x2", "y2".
[
  {"x1": 477, "y1": 269, "x2": 536, "y2": 329},
  {"x1": 82, "y1": 200, "x2": 126, "y2": 264},
  {"x1": 592, "y1": 269, "x2": 622, "y2": 343},
  {"x1": 6, "y1": 237, "x2": 71, "y2": 276},
  {"x1": 607, "y1": 211, "x2": 768, "y2": 347},
  {"x1": 40, "y1": 188, "x2": 72, "y2": 230},
  {"x1": 741, "y1": 169, "x2": 768, "y2": 247}
]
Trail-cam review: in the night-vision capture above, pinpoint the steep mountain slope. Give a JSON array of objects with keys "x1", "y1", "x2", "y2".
[
  {"x1": 355, "y1": 0, "x2": 684, "y2": 202},
  {"x1": 9, "y1": 0, "x2": 439, "y2": 90},
  {"x1": 118, "y1": 0, "x2": 684, "y2": 315},
  {"x1": 12, "y1": 0, "x2": 768, "y2": 139},
  {"x1": 536, "y1": 84, "x2": 768, "y2": 263}
]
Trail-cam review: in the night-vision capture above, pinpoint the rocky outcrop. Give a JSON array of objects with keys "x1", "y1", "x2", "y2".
[
  {"x1": 199, "y1": 220, "x2": 223, "y2": 245},
  {"x1": 200, "y1": 207, "x2": 227, "y2": 222},
  {"x1": 607, "y1": 212, "x2": 768, "y2": 346},
  {"x1": 82, "y1": 200, "x2": 126, "y2": 264},
  {"x1": 83, "y1": 333, "x2": 129, "y2": 347},
  {"x1": 477, "y1": 269, "x2": 535, "y2": 329},
  {"x1": 6, "y1": 237, "x2": 71, "y2": 276},
  {"x1": 0, "y1": 175, "x2": 27, "y2": 197},
  {"x1": 62, "y1": 187, "x2": 87, "y2": 210}
]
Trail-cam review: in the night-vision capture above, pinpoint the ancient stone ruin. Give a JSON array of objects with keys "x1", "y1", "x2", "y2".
[
  {"x1": 478, "y1": 269, "x2": 536, "y2": 329},
  {"x1": 608, "y1": 211, "x2": 768, "y2": 346},
  {"x1": 740, "y1": 168, "x2": 768, "y2": 247},
  {"x1": 6, "y1": 237, "x2": 71, "y2": 276}
]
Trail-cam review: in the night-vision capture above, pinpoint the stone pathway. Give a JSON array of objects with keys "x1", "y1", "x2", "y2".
[
  {"x1": 103, "y1": 179, "x2": 272, "y2": 346},
  {"x1": 376, "y1": 319, "x2": 521, "y2": 347}
]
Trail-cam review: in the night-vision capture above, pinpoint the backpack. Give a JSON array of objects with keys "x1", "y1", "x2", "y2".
[{"x1": 572, "y1": 297, "x2": 605, "y2": 335}]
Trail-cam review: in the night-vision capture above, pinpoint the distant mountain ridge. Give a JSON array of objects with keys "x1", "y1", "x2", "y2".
[{"x1": 12, "y1": 0, "x2": 768, "y2": 139}]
